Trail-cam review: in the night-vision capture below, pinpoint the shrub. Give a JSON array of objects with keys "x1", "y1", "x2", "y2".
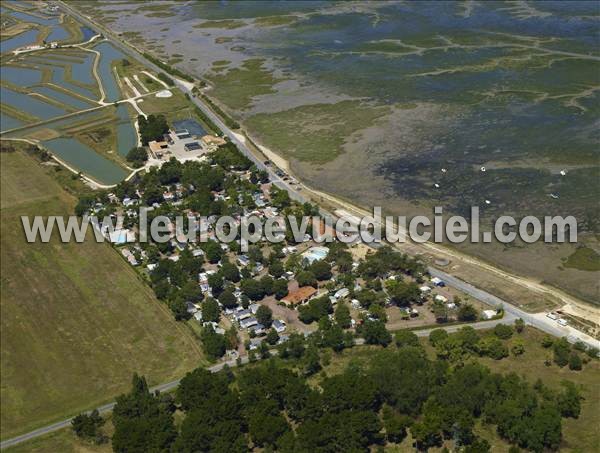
[
  {"x1": 126, "y1": 146, "x2": 148, "y2": 168},
  {"x1": 493, "y1": 323, "x2": 513, "y2": 340},
  {"x1": 395, "y1": 330, "x2": 419, "y2": 348}
]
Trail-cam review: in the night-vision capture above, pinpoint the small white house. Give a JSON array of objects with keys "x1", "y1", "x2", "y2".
[
  {"x1": 273, "y1": 319, "x2": 286, "y2": 333},
  {"x1": 334, "y1": 288, "x2": 350, "y2": 300},
  {"x1": 482, "y1": 310, "x2": 497, "y2": 320}
]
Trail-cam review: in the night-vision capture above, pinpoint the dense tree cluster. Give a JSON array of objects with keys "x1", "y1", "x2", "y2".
[
  {"x1": 126, "y1": 146, "x2": 148, "y2": 168},
  {"x1": 71, "y1": 409, "x2": 105, "y2": 443},
  {"x1": 212, "y1": 143, "x2": 252, "y2": 170},
  {"x1": 138, "y1": 114, "x2": 169, "y2": 145},
  {"x1": 357, "y1": 246, "x2": 426, "y2": 280},
  {"x1": 298, "y1": 294, "x2": 332, "y2": 324},
  {"x1": 112, "y1": 374, "x2": 177, "y2": 453},
  {"x1": 111, "y1": 340, "x2": 582, "y2": 452}
]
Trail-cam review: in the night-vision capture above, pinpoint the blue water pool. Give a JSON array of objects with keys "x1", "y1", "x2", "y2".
[
  {"x1": 0, "y1": 112, "x2": 25, "y2": 131},
  {"x1": 0, "y1": 86, "x2": 67, "y2": 120},
  {"x1": 31, "y1": 86, "x2": 94, "y2": 110},
  {"x1": 94, "y1": 41, "x2": 127, "y2": 102},
  {"x1": 0, "y1": 29, "x2": 39, "y2": 53},
  {"x1": 0, "y1": 65, "x2": 42, "y2": 87},
  {"x1": 42, "y1": 137, "x2": 128, "y2": 185}
]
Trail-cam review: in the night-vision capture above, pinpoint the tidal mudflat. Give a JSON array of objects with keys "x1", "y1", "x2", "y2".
[{"x1": 52, "y1": 1, "x2": 600, "y2": 301}]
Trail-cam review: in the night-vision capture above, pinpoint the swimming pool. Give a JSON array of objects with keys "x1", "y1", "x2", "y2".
[{"x1": 301, "y1": 246, "x2": 329, "y2": 264}]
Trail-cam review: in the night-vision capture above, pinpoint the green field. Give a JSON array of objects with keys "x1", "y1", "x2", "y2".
[
  {"x1": 0, "y1": 149, "x2": 205, "y2": 440},
  {"x1": 206, "y1": 58, "x2": 283, "y2": 111},
  {"x1": 245, "y1": 100, "x2": 390, "y2": 163},
  {"x1": 194, "y1": 19, "x2": 246, "y2": 30},
  {"x1": 563, "y1": 246, "x2": 600, "y2": 272}
]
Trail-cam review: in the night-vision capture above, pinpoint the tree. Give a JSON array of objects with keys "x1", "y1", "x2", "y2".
[
  {"x1": 225, "y1": 326, "x2": 239, "y2": 350},
  {"x1": 309, "y1": 260, "x2": 332, "y2": 281},
  {"x1": 335, "y1": 301, "x2": 352, "y2": 329},
  {"x1": 586, "y1": 346, "x2": 599, "y2": 359},
  {"x1": 207, "y1": 273, "x2": 224, "y2": 297},
  {"x1": 247, "y1": 403, "x2": 290, "y2": 447},
  {"x1": 298, "y1": 295, "x2": 332, "y2": 324},
  {"x1": 201, "y1": 326, "x2": 227, "y2": 360},
  {"x1": 72, "y1": 409, "x2": 105, "y2": 442},
  {"x1": 457, "y1": 303, "x2": 478, "y2": 322},
  {"x1": 169, "y1": 297, "x2": 191, "y2": 321},
  {"x1": 478, "y1": 336, "x2": 508, "y2": 360},
  {"x1": 386, "y1": 280, "x2": 420, "y2": 307},
  {"x1": 269, "y1": 261, "x2": 284, "y2": 278},
  {"x1": 395, "y1": 330, "x2": 419, "y2": 348},
  {"x1": 221, "y1": 262, "x2": 240, "y2": 283},
  {"x1": 260, "y1": 275, "x2": 274, "y2": 296},
  {"x1": 568, "y1": 352, "x2": 582, "y2": 371},
  {"x1": 511, "y1": 338, "x2": 525, "y2": 356},
  {"x1": 278, "y1": 333, "x2": 305, "y2": 360},
  {"x1": 318, "y1": 318, "x2": 348, "y2": 352},
  {"x1": 433, "y1": 304, "x2": 449, "y2": 323},
  {"x1": 272, "y1": 279, "x2": 289, "y2": 300},
  {"x1": 241, "y1": 278, "x2": 264, "y2": 301},
  {"x1": 465, "y1": 439, "x2": 491, "y2": 453},
  {"x1": 112, "y1": 374, "x2": 176, "y2": 453},
  {"x1": 219, "y1": 289, "x2": 238, "y2": 309},
  {"x1": 557, "y1": 381, "x2": 582, "y2": 418},
  {"x1": 179, "y1": 279, "x2": 203, "y2": 303},
  {"x1": 360, "y1": 320, "x2": 392, "y2": 346},
  {"x1": 203, "y1": 240, "x2": 223, "y2": 264},
  {"x1": 411, "y1": 417, "x2": 442, "y2": 450},
  {"x1": 202, "y1": 297, "x2": 220, "y2": 323},
  {"x1": 256, "y1": 305, "x2": 273, "y2": 327},
  {"x1": 514, "y1": 318, "x2": 525, "y2": 333},
  {"x1": 138, "y1": 114, "x2": 169, "y2": 145},
  {"x1": 247, "y1": 245, "x2": 264, "y2": 264},
  {"x1": 493, "y1": 323, "x2": 513, "y2": 340},
  {"x1": 296, "y1": 270, "x2": 317, "y2": 288},
  {"x1": 303, "y1": 345, "x2": 321, "y2": 376},
  {"x1": 126, "y1": 146, "x2": 148, "y2": 168},
  {"x1": 541, "y1": 336, "x2": 554, "y2": 348},
  {"x1": 553, "y1": 337, "x2": 571, "y2": 367},
  {"x1": 356, "y1": 289, "x2": 380, "y2": 309},
  {"x1": 429, "y1": 329, "x2": 448, "y2": 346},
  {"x1": 266, "y1": 328, "x2": 280, "y2": 345},
  {"x1": 382, "y1": 405, "x2": 411, "y2": 443}
]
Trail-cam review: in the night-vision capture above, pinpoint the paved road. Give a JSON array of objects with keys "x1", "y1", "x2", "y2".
[{"x1": 428, "y1": 268, "x2": 598, "y2": 349}]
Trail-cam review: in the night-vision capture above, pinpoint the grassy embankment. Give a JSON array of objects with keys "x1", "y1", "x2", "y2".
[
  {"x1": 193, "y1": 19, "x2": 247, "y2": 30},
  {"x1": 0, "y1": 148, "x2": 205, "y2": 440}
]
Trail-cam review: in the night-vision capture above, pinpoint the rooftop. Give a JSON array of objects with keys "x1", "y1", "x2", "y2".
[{"x1": 282, "y1": 286, "x2": 317, "y2": 305}]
